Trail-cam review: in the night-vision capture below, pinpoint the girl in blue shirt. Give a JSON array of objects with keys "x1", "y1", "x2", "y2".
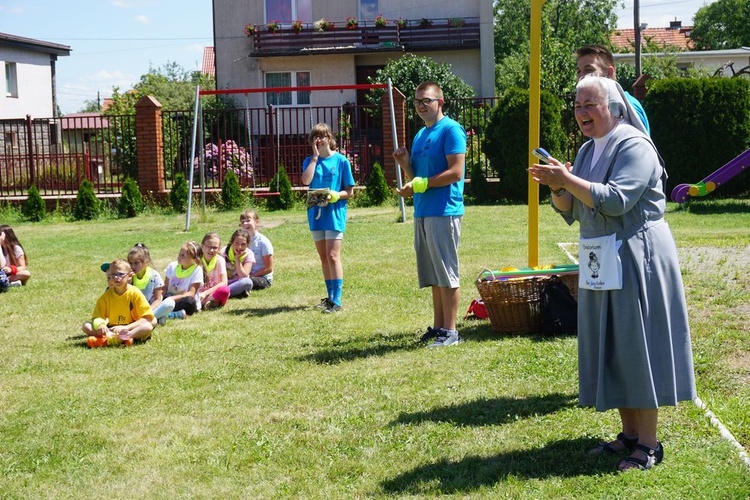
[{"x1": 300, "y1": 123, "x2": 355, "y2": 313}]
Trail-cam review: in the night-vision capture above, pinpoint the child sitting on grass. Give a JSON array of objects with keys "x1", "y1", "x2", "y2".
[
  {"x1": 239, "y1": 209, "x2": 274, "y2": 290},
  {"x1": 163, "y1": 241, "x2": 204, "y2": 318},
  {"x1": 198, "y1": 232, "x2": 230, "y2": 310},
  {"x1": 0, "y1": 225, "x2": 31, "y2": 286},
  {"x1": 127, "y1": 242, "x2": 175, "y2": 325},
  {"x1": 82, "y1": 259, "x2": 156, "y2": 347}
]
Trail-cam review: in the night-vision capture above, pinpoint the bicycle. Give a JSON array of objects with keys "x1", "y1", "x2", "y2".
[{"x1": 712, "y1": 60, "x2": 750, "y2": 78}]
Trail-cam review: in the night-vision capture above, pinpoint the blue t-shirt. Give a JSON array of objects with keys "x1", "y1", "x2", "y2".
[
  {"x1": 625, "y1": 91, "x2": 650, "y2": 135},
  {"x1": 411, "y1": 116, "x2": 466, "y2": 217},
  {"x1": 303, "y1": 152, "x2": 355, "y2": 232}
]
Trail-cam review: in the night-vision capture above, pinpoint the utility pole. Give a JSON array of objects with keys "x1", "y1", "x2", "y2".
[{"x1": 634, "y1": 0, "x2": 642, "y2": 77}]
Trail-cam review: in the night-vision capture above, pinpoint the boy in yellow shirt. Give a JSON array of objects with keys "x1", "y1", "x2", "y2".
[{"x1": 82, "y1": 259, "x2": 156, "y2": 347}]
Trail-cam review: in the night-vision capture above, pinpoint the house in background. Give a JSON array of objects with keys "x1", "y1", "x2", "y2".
[
  {"x1": 611, "y1": 20, "x2": 750, "y2": 76},
  {"x1": 211, "y1": 0, "x2": 495, "y2": 109},
  {"x1": 1, "y1": 32, "x2": 71, "y2": 119},
  {"x1": 209, "y1": 0, "x2": 494, "y2": 185}
]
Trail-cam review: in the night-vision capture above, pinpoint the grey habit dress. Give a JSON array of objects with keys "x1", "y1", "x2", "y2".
[{"x1": 557, "y1": 123, "x2": 697, "y2": 411}]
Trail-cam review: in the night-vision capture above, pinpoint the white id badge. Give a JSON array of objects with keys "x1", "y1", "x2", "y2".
[{"x1": 578, "y1": 234, "x2": 623, "y2": 290}]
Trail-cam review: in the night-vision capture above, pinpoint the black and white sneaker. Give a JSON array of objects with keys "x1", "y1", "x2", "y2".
[
  {"x1": 419, "y1": 326, "x2": 439, "y2": 343},
  {"x1": 322, "y1": 303, "x2": 343, "y2": 313},
  {"x1": 427, "y1": 329, "x2": 462, "y2": 348},
  {"x1": 315, "y1": 298, "x2": 333, "y2": 309}
]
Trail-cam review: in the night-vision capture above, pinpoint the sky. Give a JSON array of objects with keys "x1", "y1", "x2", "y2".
[
  {"x1": 613, "y1": 0, "x2": 716, "y2": 29},
  {"x1": 2, "y1": 0, "x2": 716, "y2": 115},
  {"x1": 1, "y1": 0, "x2": 213, "y2": 115}
]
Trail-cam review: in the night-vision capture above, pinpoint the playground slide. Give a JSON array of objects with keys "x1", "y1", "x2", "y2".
[{"x1": 671, "y1": 148, "x2": 750, "y2": 203}]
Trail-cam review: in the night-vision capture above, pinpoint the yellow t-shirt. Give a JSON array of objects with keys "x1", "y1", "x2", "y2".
[{"x1": 92, "y1": 285, "x2": 154, "y2": 326}]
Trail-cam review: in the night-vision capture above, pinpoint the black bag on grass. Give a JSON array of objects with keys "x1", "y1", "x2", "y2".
[{"x1": 540, "y1": 276, "x2": 577, "y2": 336}]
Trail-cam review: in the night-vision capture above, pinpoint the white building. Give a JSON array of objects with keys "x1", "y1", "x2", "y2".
[
  {"x1": 1, "y1": 33, "x2": 71, "y2": 119},
  {"x1": 211, "y1": 0, "x2": 495, "y2": 109}
]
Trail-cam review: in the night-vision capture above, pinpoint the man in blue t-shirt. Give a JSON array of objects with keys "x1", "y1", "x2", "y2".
[
  {"x1": 393, "y1": 81, "x2": 467, "y2": 348},
  {"x1": 575, "y1": 44, "x2": 650, "y2": 135}
]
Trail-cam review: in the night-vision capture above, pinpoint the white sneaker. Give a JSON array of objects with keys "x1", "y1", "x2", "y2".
[{"x1": 9, "y1": 281, "x2": 22, "y2": 287}]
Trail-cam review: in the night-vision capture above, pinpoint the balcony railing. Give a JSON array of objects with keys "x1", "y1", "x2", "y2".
[{"x1": 249, "y1": 18, "x2": 480, "y2": 57}]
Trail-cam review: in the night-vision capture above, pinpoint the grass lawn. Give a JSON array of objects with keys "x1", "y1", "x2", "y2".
[{"x1": 0, "y1": 200, "x2": 748, "y2": 498}]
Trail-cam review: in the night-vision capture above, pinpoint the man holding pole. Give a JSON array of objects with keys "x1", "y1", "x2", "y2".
[{"x1": 393, "y1": 81, "x2": 467, "y2": 348}]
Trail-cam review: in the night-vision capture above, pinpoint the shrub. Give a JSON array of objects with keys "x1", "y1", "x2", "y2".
[
  {"x1": 266, "y1": 165, "x2": 294, "y2": 211},
  {"x1": 220, "y1": 170, "x2": 244, "y2": 211},
  {"x1": 483, "y1": 88, "x2": 567, "y2": 202},
  {"x1": 647, "y1": 77, "x2": 750, "y2": 196},
  {"x1": 73, "y1": 179, "x2": 100, "y2": 220},
  {"x1": 195, "y1": 140, "x2": 253, "y2": 185},
  {"x1": 22, "y1": 185, "x2": 46, "y2": 222},
  {"x1": 363, "y1": 162, "x2": 390, "y2": 206},
  {"x1": 170, "y1": 173, "x2": 189, "y2": 213},
  {"x1": 117, "y1": 177, "x2": 143, "y2": 218}
]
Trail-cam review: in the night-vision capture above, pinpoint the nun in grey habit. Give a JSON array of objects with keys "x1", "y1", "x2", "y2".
[{"x1": 528, "y1": 76, "x2": 696, "y2": 472}]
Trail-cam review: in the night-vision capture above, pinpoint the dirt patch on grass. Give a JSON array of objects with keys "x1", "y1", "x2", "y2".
[
  {"x1": 678, "y1": 245, "x2": 750, "y2": 274},
  {"x1": 726, "y1": 351, "x2": 750, "y2": 385}
]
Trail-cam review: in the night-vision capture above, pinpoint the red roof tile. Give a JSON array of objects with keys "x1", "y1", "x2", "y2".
[{"x1": 611, "y1": 26, "x2": 694, "y2": 52}]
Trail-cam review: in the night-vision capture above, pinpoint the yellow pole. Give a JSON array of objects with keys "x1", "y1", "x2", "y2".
[{"x1": 528, "y1": 0, "x2": 545, "y2": 268}]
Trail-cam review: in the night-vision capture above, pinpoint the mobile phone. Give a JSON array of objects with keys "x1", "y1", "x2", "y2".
[{"x1": 532, "y1": 147, "x2": 551, "y2": 163}]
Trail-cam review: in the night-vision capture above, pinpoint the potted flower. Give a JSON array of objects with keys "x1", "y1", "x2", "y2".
[
  {"x1": 244, "y1": 23, "x2": 258, "y2": 36},
  {"x1": 266, "y1": 19, "x2": 280, "y2": 34},
  {"x1": 449, "y1": 17, "x2": 465, "y2": 28},
  {"x1": 418, "y1": 18, "x2": 433, "y2": 28},
  {"x1": 314, "y1": 18, "x2": 334, "y2": 32},
  {"x1": 374, "y1": 14, "x2": 387, "y2": 27},
  {"x1": 346, "y1": 16, "x2": 358, "y2": 29},
  {"x1": 291, "y1": 20, "x2": 304, "y2": 34},
  {"x1": 395, "y1": 18, "x2": 407, "y2": 29}
]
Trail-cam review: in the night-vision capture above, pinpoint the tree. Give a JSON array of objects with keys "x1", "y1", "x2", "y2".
[
  {"x1": 100, "y1": 62, "x2": 219, "y2": 180},
  {"x1": 365, "y1": 53, "x2": 475, "y2": 120},
  {"x1": 690, "y1": 0, "x2": 750, "y2": 50},
  {"x1": 73, "y1": 180, "x2": 100, "y2": 220},
  {"x1": 118, "y1": 177, "x2": 144, "y2": 218},
  {"x1": 22, "y1": 185, "x2": 46, "y2": 222},
  {"x1": 104, "y1": 62, "x2": 215, "y2": 115},
  {"x1": 494, "y1": 0, "x2": 618, "y2": 96},
  {"x1": 482, "y1": 88, "x2": 567, "y2": 202}
]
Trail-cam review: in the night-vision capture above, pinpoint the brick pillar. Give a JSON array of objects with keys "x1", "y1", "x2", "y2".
[
  {"x1": 135, "y1": 95, "x2": 166, "y2": 195},
  {"x1": 381, "y1": 88, "x2": 407, "y2": 187},
  {"x1": 632, "y1": 74, "x2": 651, "y2": 102}
]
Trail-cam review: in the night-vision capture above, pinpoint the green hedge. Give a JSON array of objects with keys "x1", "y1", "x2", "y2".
[
  {"x1": 646, "y1": 77, "x2": 750, "y2": 196},
  {"x1": 482, "y1": 88, "x2": 567, "y2": 202}
]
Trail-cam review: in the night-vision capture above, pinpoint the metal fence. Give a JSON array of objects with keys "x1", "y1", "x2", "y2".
[
  {"x1": 0, "y1": 114, "x2": 135, "y2": 198},
  {"x1": 165, "y1": 102, "x2": 384, "y2": 191},
  {"x1": 0, "y1": 96, "x2": 583, "y2": 200}
]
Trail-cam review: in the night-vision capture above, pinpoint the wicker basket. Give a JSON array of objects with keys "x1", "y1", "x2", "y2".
[{"x1": 475, "y1": 271, "x2": 579, "y2": 334}]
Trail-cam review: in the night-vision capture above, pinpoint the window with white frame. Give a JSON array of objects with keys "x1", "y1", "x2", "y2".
[
  {"x1": 359, "y1": 0, "x2": 378, "y2": 20},
  {"x1": 265, "y1": 0, "x2": 312, "y2": 24},
  {"x1": 5, "y1": 62, "x2": 18, "y2": 98},
  {"x1": 265, "y1": 71, "x2": 311, "y2": 106}
]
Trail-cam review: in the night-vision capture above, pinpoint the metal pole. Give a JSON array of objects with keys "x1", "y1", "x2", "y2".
[
  {"x1": 635, "y1": 0, "x2": 642, "y2": 78},
  {"x1": 186, "y1": 84, "x2": 200, "y2": 231},
  {"x1": 527, "y1": 0, "x2": 545, "y2": 267},
  {"x1": 387, "y1": 78, "x2": 407, "y2": 223}
]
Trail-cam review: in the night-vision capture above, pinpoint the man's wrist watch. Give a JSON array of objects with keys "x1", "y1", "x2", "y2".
[{"x1": 552, "y1": 187, "x2": 567, "y2": 196}]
